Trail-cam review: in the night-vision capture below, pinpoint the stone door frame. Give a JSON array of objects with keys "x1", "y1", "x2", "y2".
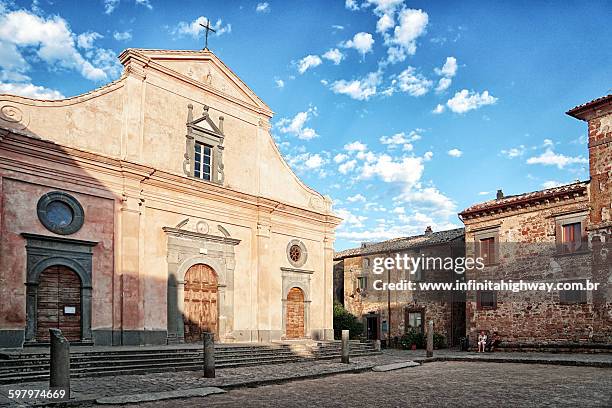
[
  {"x1": 281, "y1": 267, "x2": 312, "y2": 339},
  {"x1": 164, "y1": 227, "x2": 239, "y2": 344},
  {"x1": 22, "y1": 233, "x2": 97, "y2": 344}
]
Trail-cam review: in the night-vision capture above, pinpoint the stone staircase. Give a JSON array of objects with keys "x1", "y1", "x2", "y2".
[{"x1": 0, "y1": 341, "x2": 379, "y2": 384}]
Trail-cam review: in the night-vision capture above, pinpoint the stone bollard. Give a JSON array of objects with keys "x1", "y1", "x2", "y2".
[
  {"x1": 341, "y1": 330, "x2": 350, "y2": 363},
  {"x1": 373, "y1": 339, "x2": 381, "y2": 352},
  {"x1": 426, "y1": 320, "x2": 433, "y2": 358},
  {"x1": 203, "y1": 332, "x2": 215, "y2": 378},
  {"x1": 49, "y1": 328, "x2": 70, "y2": 401}
]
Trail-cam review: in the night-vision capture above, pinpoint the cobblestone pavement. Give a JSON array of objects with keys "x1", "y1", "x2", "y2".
[
  {"x1": 104, "y1": 362, "x2": 612, "y2": 408},
  {"x1": 385, "y1": 349, "x2": 612, "y2": 365},
  {"x1": 1, "y1": 351, "x2": 611, "y2": 406},
  {"x1": 0, "y1": 354, "x2": 399, "y2": 407}
]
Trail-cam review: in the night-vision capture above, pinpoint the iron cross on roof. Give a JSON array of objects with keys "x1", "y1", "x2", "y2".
[{"x1": 199, "y1": 19, "x2": 216, "y2": 50}]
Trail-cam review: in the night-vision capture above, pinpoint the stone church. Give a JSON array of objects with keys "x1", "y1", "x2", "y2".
[{"x1": 0, "y1": 48, "x2": 340, "y2": 348}]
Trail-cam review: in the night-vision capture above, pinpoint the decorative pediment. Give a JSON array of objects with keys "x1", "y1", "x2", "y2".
[
  {"x1": 187, "y1": 104, "x2": 224, "y2": 139},
  {"x1": 118, "y1": 48, "x2": 273, "y2": 116}
]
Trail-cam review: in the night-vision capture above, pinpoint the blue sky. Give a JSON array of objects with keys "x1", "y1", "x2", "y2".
[{"x1": 1, "y1": 0, "x2": 610, "y2": 250}]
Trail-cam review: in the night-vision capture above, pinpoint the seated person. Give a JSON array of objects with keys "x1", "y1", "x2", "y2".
[
  {"x1": 477, "y1": 331, "x2": 487, "y2": 353},
  {"x1": 486, "y1": 332, "x2": 500, "y2": 352}
]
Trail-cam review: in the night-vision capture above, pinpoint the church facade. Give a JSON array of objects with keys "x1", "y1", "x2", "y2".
[{"x1": 0, "y1": 48, "x2": 340, "y2": 348}]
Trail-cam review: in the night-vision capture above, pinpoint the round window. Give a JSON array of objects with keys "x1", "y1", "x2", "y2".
[
  {"x1": 286, "y1": 240, "x2": 307, "y2": 267},
  {"x1": 37, "y1": 191, "x2": 84, "y2": 235},
  {"x1": 289, "y1": 245, "x2": 302, "y2": 263}
]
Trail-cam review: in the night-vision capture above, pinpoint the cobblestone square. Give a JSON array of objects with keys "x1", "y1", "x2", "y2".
[{"x1": 113, "y1": 362, "x2": 612, "y2": 408}]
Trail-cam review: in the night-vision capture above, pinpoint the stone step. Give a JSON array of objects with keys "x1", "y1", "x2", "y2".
[
  {"x1": 0, "y1": 349, "x2": 379, "y2": 376},
  {"x1": 0, "y1": 351, "x2": 379, "y2": 384},
  {"x1": 0, "y1": 348, "x2": 378, "y2": 371},
  {"x1": 0, "y1": 346, "x2": 374, "y2": 368}
]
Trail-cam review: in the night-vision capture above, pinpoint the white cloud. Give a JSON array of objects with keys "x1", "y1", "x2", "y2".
[
  {"x1": 478, "y1": 191, "x2": 490, "y2": 196},
  {"x1": 334, "y1": 153, "x2": 349, "y2": 163},
  {"x1": 342, "y1": 32, "x2": 374, "y2": 57},
  {"x1": 135, "y1": 0, "x2": 153, "y2": 10},
  {"x1": 104, "y1": 0, "x2": 151, "y2": 14},
  {"x1": 329, "y1": 71, "x2": 381, "y2": 101},
  {"x1": 322, "y1": 48, "x2": 344, "y2": 65},
  {"x1": 347, "y1": 193, "x2": 366, "y2": 203},
  {"x1": 344, "y1": 141, "x2": 368, "y2": 152},
  {"x1": 435, "y1": 77, "x2": 451, "y2": 93},
  {"x1": 104, "y1": 0, "x2": 119, "y2": 14},
  {"x1": 256, "y1": 2, "x2": 270, "y2": 13},
  {"x1": 172, "y1": 16, "x2": 232, "y2": 39},
  {"x1": 423, "y1": 151, "x2": 433, "y2": 161},
  {"x1": 297, "y1": 54, "x2": 322, "y2": 74},
  {"x1": 501, "y1": 145, "x2": 525, "y2": 158},
  {"x1": 526, "y1": 149, "x2": 588, "y2": 169},
  {"x1": 432, "y1": 104, "x2": 445, "y2": 114},
  {"x1": 364, "y1": 0, "x2": 404, "y2": 14},
  {"x1": 447, "y1": 148, "x2": 463, "y2": 157},
  {"x1": 113, "y1": 30, "x2": 132, "y2": 41},
  {"x1": 277, "y1": 107, "x2": 319, "y2": 140},
  {"x1": 384, "y1": 8, "x2": 428, "y2": 62},
  {"x1": 0, "y1": 81, "x2": 64, "y2": 99},
  {"x1": 379, "y1": 131, "x2": 421, "y2": 150},
  {"x1": 332, "y1": 25, "x2": 345, "y2": 30},
  {"x1": 542, "y1": 180, "x2": 564, "y2": 189},
  {"x1": 76, "y1": 31, "x2": 102, "y2": 49},
  {"x1": 0, "y1": 9, "x2": 120, "y2": 82},
  {"x1": 275, "y1": 79, "x2": 285, "y2": 88},
  {"x1": 446, "y1": 89, "x2": 498, "y2": 113},
  {"x1": 336, "y1": 207, "x2": 367, "y2": 228},
  {"x1": 376, "y1": 13, "x2": 394, "y2": 33},
  {"x1": 392, "y1": 206, "x2": 405, "y2": 214},
  {"x1": 396, "y1": 187, "x2": 456, "y2": 217},
  {"x1": 435, "y1": 56, "x2": 458, "y2": 77},
  {"x1": 338, "y1": 159, "x2": 357, "y2": 174},
  {"x1": 345, "y1": 0, "x2": 360, "y2": 11},
  {"x1": 361, "y1": 154, "x2": 424, "y2": 189},
  {"x1": 304, "y1": 154, "x2": 324, "y2": 169},
  {"x1": 396, "y1": 66, "x2": 432, "y2": 96},
  {"x1": 285, "y1": 152, "x2": 328, "y2": 176}
]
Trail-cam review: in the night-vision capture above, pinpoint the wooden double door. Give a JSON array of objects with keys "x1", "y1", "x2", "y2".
[
  {"x1": 36, "y1": 265, "x2": 82, "y2": 342},
  {"x1": 183, "y1": 264, "x2": 218, "y2": 342}
]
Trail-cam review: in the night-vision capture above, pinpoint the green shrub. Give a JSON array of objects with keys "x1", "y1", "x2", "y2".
[
  {"x1": 400, "y1": 329, "x2": 425, "y2": 349},
  {"x1": 433, "y1": 332, "x2": 446, "y2": 349},
  {"x1": 333, "y1": 303, "x2": 364, "y2": 340}
]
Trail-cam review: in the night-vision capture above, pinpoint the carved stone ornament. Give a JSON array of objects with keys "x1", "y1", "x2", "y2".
[{"x1": 183, "y1": 104, "x2": 225, "y2": 185}]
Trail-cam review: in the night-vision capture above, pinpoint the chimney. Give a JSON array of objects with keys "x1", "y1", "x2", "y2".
[
  {"x1": 496, "y1": 189, "x2": 504, "y2": 200},
  {"x1": 424, "y1": 226, "x2": 433, "y2": 236}
]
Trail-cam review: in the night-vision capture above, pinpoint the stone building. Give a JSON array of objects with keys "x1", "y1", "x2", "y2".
[
  {"x1": 333, "y1": 227, "x2": 465, "y2": 346},
  {"x1": 459, "y1": 94, "x2": 611, "y2": 348},
  {"x1": 0, "y1": 48, "x2": 340, "y2": 348}
]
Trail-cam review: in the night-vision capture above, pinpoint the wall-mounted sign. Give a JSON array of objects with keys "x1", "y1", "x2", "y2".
[{"x1": 64, "y1": 306, "x2": 76, "y2": 315}]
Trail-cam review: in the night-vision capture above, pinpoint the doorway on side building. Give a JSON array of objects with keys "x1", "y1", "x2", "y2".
[
  {"x1": 285, "y1": 287, "x2": 305, "y2": 339},
  {"x1": 36, "y1": 265, "x2": 82, "y2": 342},
  {"x1": 183, "y1": 264, "x2": 218, "y2": 342},
  {"x1": 365, "y1": 313, "x2": 380, "y2": 340}
]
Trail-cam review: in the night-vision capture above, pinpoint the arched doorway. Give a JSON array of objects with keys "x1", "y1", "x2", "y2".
[
  {"x1": 36, "y1": 265, "x2": 82, "y2": 342},
  {"x1": 183, "y1": 264, "x2": 218, "y2": 342},
  {"x1": 285, "y1": 287, "x2": 305, "y2": 339}
]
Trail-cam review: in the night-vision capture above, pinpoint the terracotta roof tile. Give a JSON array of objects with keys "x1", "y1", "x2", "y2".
[
  {"x1": 459, "y1": 180, "x2": 588, "y2": 217},
  {"x1": 334, "y1": 228, "x2": 464, "y2": 259}
]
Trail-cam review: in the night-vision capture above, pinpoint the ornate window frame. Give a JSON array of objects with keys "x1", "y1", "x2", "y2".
[
  {"x1": 287, "y1": 239, "x2": 308, "y2": 268},
  {"x1": 36, "y1": 191, "x2": 85, "y2": 235},
  {"x1": 183, "y1": 104, "x2": 225, "y2": 185}
]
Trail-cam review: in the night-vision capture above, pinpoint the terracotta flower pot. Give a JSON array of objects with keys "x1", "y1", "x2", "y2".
[{"x1": 411, "y1": 344, "x2": 417, "y2": 350}]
